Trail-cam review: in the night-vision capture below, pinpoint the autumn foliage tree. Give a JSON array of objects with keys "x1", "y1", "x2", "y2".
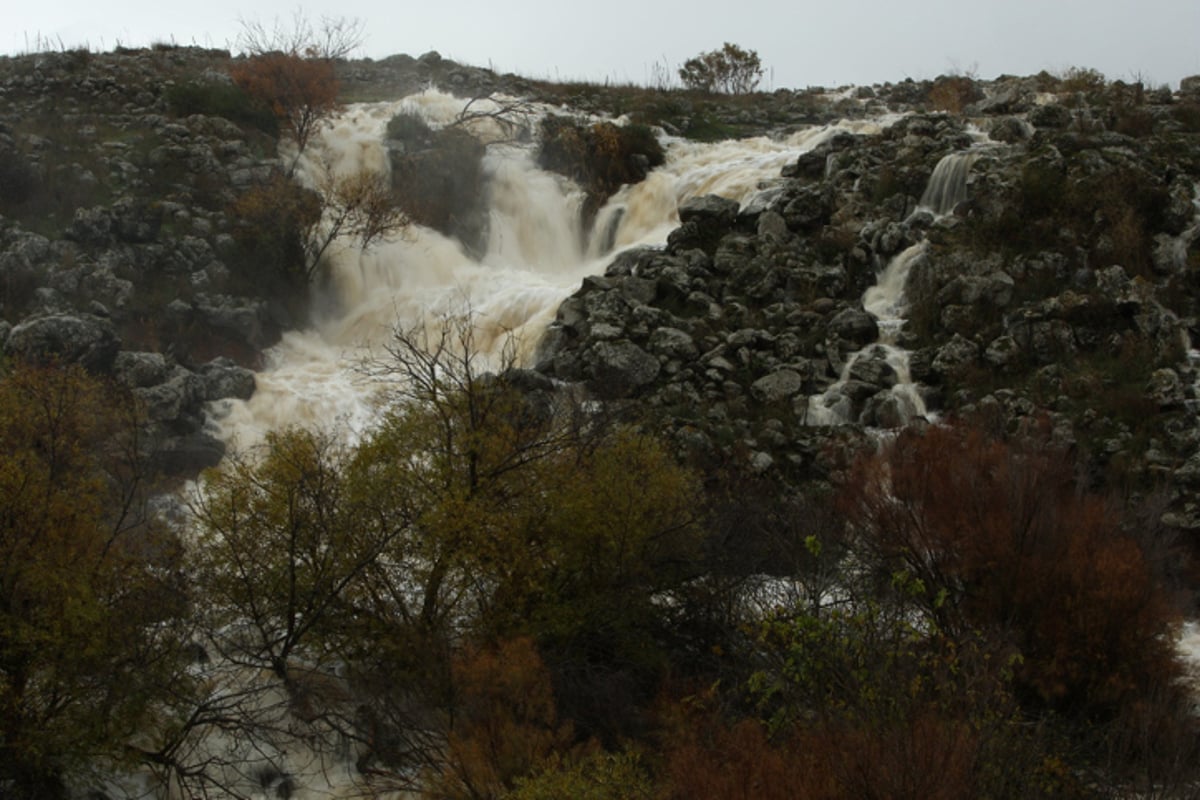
[
  {"x1": 0, "y1": 363, "x2": 188, "y2": 798},
  {"x1": 230, "y1": 53, "x2": 338, "y2": 162},
  {"x1": 230, "y1": 13, "x2": 362, "y2": 167},
  {"x1": 228, "y1": 167, "x2": 407, "y2": 291}
]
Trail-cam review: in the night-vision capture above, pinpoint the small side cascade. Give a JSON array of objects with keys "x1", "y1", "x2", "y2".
[
  {"x1": 805, "y1": 242, "x2": 929, "y2": 427},
  {"x1": 918, "y1": 151, "x2": 978, "y2": 215}
]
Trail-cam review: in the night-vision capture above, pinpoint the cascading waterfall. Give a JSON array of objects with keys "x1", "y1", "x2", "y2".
[
  {"x1": 178, "y1": 97, "x2": 908, "y2": 800},
  {"x1": 918, "y1": 151, "x2": 977, "y2": 215},
  {"x1": 804, "y1": 241, "x2": 929, "y2": 427},
  {"x1": 804, "y1": 143, "x2": 996, "y2": 429},
  {"x1": 210, "y1": 94, "x2": 898, "y2": 451}
]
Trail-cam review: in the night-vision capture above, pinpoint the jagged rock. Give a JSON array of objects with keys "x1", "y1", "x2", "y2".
[
  {"x1": 983, "y1": 335, "x2": 1022, "y2": 370},
  {"x1": 1147, "y1": 368, "x2": 1185, "y2": 409},
  {"x1": 756, "y1": 210, "x2": 791, "y2": 241},
  {"x1": 4, "y1": 313, "x2": 120, "y2": 372},
  {"x1": 152, "y1": 432, "x2": 226, "y2": 475},
  {"x1": 937, "y1": 273, "x2": 1015, "y2": 309},
  {"x1": 974, "y1": 84, "x2": 1033, "y2": 115},
  {"x1": 782, "y1": 149, "x2": 828, "y2": 180},
  {"x1": 847, "y1": 347, "x2": 899, "y2": 387},
  {"x1": 713, "y1": 235, "x2": 757, "y2": 275},
  {"x1": 1029, "y1": 103, "x2": 1072, "y2": 129},
  {"x1": 859, "y1": 390, "x2": 913, "y2": 428},
  {"x1": 1009, "y1": 318, "x2": 1077, "y2": 364},
  {"x1": 135, "y1": 368, "x2": 205, "y2": 424},
  {"x1": 828, "y1": 307, "x2": 878, "y2": 346},
  {"x1": 749, "y1": 451, "x2": 774, "y2": 472},
  {"x1": 678, "y1": 194, "x2": 740, "y2": 228},
  {"x1": 648, "y1": 327, "x2": 698, "y2": 361},
  {"x1": 780, "y1": 185, "x2": 830, "y2": 231},
  {"x1": 67, "y1": 206, "x2": 115, "y2": 245},
  {"x1": 190, "y1": 295, "x2": 280, "y2": 352}
]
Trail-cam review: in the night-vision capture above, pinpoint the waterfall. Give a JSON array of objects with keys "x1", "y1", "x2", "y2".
[
  {"x1": 805, "y1": 242, "x2": 929, "y2": 427},
  {"x1": 918, "y1": 151, "x2": 977, "y2": 215},
  {"x1": 163, "y1": 97, "x2": 920, "y2": 800},
  {"x1": 210, "y1": 95, "x2": 898, "y2": 450}
]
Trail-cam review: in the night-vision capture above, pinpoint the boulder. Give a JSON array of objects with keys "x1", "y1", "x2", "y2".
[
  {"x1": 678, "y1": 194, "x2": 740, "y2": 228},
  {"x1": 589, "y1": 340, "x2": 660, "y2": 398},
  {"x1": 751, "y1": 369, "x2": 805, "y2": 404},
  {"x1": 1147, "y1": 368, "x2": 1185, "y2": 410},
  {"x1": 847, "y1": 347, "x2": 899, "y2": 388},
  {"x1": 781, "y1": 185, "x2": 831, "y2": 231},
  {"x1": 152, "y1": 432, "x2": 226, "y2": 475},
  {"x1": 4, "y1": 314, "x2": 120, "y2": 372},
  {"x1": 648, "y1": 327, "x2": 699, "y2": 361},
  {"x1": 931, "y1": 334, "x2": 980, "y2": 376},
  {"x1": 199, "y1": 357, "x2": 257, "y2": 401},
  {"x1": 114, "y1": 351, "x2": 169, "y2": 388},
  {"x1": 828, "y1": 307, "x2": 879, "y2": 346},
  {"x1": 135, "y1": 369, "x2": 205, "y2": 424}
]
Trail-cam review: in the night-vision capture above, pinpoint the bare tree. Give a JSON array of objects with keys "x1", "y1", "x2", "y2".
[
  {"x1": 231, "y1": 12, "x2": 364, "y2": 168},
  {"x1": 236, "y1": 10, "x2": 364, "y2": 60},
  {"x1": 306, "y1": 167, "x2": 410, "y2": 281}
]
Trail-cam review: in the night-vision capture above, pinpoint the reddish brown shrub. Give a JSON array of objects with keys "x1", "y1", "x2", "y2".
[
  {"x1": 431, "y1": 638, "x2": 574, "y2": 799},
  {"x1": 840, "y1": 423, "x2": 1182, "y2": 719},
  {"x1": 230, "y1": 52, "x2": 339, "y2": 156}
]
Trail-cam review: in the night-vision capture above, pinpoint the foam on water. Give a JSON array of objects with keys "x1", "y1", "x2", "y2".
[{"x1": 212, "y1": 98, "x2": 898, "y2": 451}]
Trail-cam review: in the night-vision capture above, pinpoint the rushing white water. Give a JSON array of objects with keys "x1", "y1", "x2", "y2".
[
  {"x1": 918, "y1": 151, "x2": 978, "y2": 215},
  {"x1": 805, "y1": 242, "x2": 929, "y2": 427},
  {"x1": 173, "y1": 94, "x2": 909, "y2": 800},
  {"x1": 210, "y1": 93, "x2": 898, "y2": 451}
]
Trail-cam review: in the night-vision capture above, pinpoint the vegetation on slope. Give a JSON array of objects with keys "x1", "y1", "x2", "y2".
[{"x1": 2, "y1": 37, "x2": 1200, "y2": 798}]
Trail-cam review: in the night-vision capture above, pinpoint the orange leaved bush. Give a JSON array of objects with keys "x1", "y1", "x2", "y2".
[{"x1": 230, "y1": 52, "x2": 339, "y2": 161}]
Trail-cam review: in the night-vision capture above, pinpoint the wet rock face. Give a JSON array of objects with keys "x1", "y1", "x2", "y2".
[
  {"x1": 5, "y1": 45, "x2": 1200, "y2": 509},
  {"x1": 534, "y1": 83, "x2": 1200, "y2": 517},
  {"x1": 0, "y1": 47, "x2": 307, "y2": 475}
]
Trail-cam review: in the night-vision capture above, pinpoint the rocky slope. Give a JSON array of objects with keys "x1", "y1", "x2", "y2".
[
  {"x1": 533, "y1": 75, "x2": 1200, "y2": 531},
  {"x1": 0, "y1": 46, "x2": 281, "y2": 472},
  {"x1": 3, "y1": 46, "x2": 1200, "y2": 527}
]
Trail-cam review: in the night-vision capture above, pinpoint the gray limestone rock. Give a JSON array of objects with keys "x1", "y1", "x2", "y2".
[
  {"x1": 751, "y1": 369, "x2": 805, "y2": 404},
  {"x1": 589, "y1": 340, "x2": 661, "y2": 398},
  {"x1": 4, "y1": 314, "x2": 120, "y2": 372}
]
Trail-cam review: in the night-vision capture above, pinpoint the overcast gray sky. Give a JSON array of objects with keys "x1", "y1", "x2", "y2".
[{"x1": 6, "y1": 0, "x2": 1199, "y2": 90}]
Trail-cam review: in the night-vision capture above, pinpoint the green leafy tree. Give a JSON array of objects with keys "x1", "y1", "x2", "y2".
[
  {"x1": 678, "y1": 43, "x2": 764, "y2": 94},
  {"x1": 182, "y1": 310, "x2": 706, "y2": 789},
  {"x1": 190, "y1": 429, "x2": 400, "y2": 685},
  {"x1": 0, "y1": 363, "x2": 188, "y2": 797}
]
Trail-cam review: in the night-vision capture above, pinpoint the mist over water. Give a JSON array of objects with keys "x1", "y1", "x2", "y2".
[{"x1": 209, "y1": 92, "x2": 896, "y2": 451}]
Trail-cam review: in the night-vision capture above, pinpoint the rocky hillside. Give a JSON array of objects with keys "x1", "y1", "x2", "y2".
[
  {"x1": 534, "y1": 74, "x2": 1200, "y2": 533},
  {"x1": 6, "y1": 44, "x2": 1200, "y2": 799},
  {"x1": 2, "y1": 45, "x2": 1200, "y2": 519},
  {"x1": 0, "y1": 46, "x2": 283, "y2": 473}
]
